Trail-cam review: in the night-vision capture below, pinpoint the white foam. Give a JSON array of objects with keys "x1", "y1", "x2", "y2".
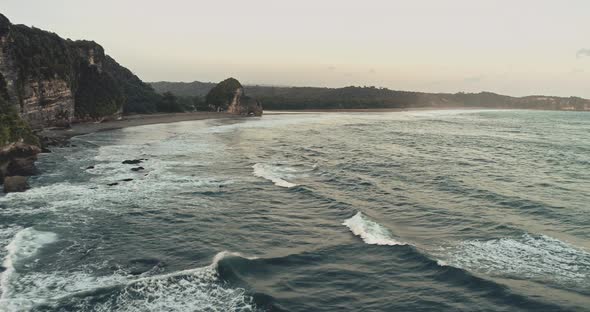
[
  {"x1": 0, "y1": 251, "x2": 259, "y2": 312},
  {"x1": 0, "y1": 228, "x2": 58, "y2": 309},
  {"x1": 252, "y1": 163, "x2": 298, "y2": 188},
  {"x1": 343, "y1": 212, "x2": 406, "y2": 246},
  {"x1": 443, "y1": 234, "x2": 590, "y2": 285}
]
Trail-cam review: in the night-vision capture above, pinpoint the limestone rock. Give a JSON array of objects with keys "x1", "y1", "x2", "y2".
[
  {"x1": 206, "y1": 78, "x2": 263, "y2": 116},
  {"x1": 3, "y1": 176, "x2": 29, "y2": 193}
]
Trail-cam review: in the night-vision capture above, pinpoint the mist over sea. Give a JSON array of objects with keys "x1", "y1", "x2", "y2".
[{"x1": 0, "y1": 110, "x2": 589, "y2": 311}]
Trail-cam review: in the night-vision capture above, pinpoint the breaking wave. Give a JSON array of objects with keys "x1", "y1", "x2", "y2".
[
  {"x1": 252, "y1": 163, "x2": 298, "y2": 188},
  {"x1": 343, "y1": 212, "x2": 406, "y2": 246},
  {"x1": 0, "y1": 228, "x2": 58, "y2": 310},
  {"x1": 2, "y1": 250, "x2": 260, "y2": 312}
]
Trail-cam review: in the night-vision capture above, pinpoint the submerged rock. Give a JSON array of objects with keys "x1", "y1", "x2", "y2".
[
  {"x1": 3, "y1": 176, "x2": 29, "y2": 193},
  {"x1": 120, "y1": 178, "x2": 133, "y2": 182},
  {"x1": 122, "y1": 159, "x2": 144, "y2": 165},
  {"x1": 86, "y1": 165, "x2": 95, "y2": 169},
  {"x1": 107, "y1": 182, "x2": 119, "y2": 186},
  {"x1": 131, "y1": 166, "x2": 144, "y2": 171}
]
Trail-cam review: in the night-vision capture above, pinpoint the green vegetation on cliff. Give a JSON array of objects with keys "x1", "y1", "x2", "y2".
[
  {"x1": 1, "y1": 13, "x2": 166, "y2": 122},
  {"x1": 102, "y1": 56, "x2": 162, "y2": 114},
  {"x1": 0, "y1": 74, "x2": 37, "y2": 146},
  {"x1": 74, "y1": 61, "x2": 124, "y2": 118},
  {"x1": 10, "y1": 25, "x2": 78, "y2": 103}
]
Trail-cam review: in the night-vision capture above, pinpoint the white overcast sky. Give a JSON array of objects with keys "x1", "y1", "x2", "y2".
[{"x1": 3, "y1": 0, "x2": 590, "y2": 97}]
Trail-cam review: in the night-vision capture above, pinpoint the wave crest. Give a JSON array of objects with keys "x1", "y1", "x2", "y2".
[
  {"x1": 0, "y1": 228, "x2": 58, "y2": 309},
  {"x1": 343, "y1": 212, "x2": 406, "y2": 246}
]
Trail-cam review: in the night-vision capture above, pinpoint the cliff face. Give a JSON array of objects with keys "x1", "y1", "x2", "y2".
[
  {"x1": 0, "y1": 13, "x2": 161, "y2": 129},
  {"x1": 206, "y1": 78, "x2": 263, "y2": 116}
]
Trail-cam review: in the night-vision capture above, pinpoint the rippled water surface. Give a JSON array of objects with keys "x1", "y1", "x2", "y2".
[{"x1": 0, "y1": 110, "x2": 589, "y2": 311}]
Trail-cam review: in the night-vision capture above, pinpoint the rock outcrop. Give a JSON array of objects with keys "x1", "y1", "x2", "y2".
[
  {"x1": 206, "y1": 78, "x2": 262, "y2": 116},
  {"x1": 3, "y1": 176, "x2": 29, "y2": 193},
  {"x1": 0, "y1": 142, "x2": 40, "y2": 192}
]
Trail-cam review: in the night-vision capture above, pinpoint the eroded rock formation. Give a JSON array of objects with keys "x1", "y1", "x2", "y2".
[
  {"x1": 0, "y1": 142, "x2": 40, "y2": 193},
  {"x1": 206, "y1": 78, "x2": 262, "y2": 116}
]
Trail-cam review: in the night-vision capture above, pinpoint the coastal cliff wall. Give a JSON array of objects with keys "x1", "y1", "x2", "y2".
[{"x1": 0, "y1": 13, "x2": 161, "y2": 130}]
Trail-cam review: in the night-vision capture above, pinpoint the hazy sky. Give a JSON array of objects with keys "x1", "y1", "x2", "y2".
[{"x1": 3, "y1": 0, "x2": 590, "y2": 97}]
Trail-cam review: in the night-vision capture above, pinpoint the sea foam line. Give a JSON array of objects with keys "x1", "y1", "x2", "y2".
[
  {"x1": 1, "y1": 250, "x2": 259, "y2": 312},
  {"x1": 444, "y1": 234, "x2": 590, "y2": 284},
  {"x1": 343, "y1": 212, "x2": 406, "y2": 246},
  {"x1": 252, "y1": 163, "x2": 298, "y2": 188}
]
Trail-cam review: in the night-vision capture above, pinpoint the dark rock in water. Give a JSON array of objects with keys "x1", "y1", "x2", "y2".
[
  {"x1": 107, "y1": 182, "x2": 119, "y2": 186},
  {"x1": 131, "y1": 166, "x2": 144, "y2": 171},
  {"x1": 121, "y1": 178, "x2": 133, "y2": 182},
  {"x1": 40, "y1": 136, "x2": 70, "y2": 148},
  {"x1": 0, "y1": 266, "x2": 5, "y2": 273},
  {"x1": 7, "y1": 157, "x2": 38, "y2": 176},
  {"x1": 86, "y1": 166, "x2": 95, "y2": 170},
  {"x1": 0, "y1": 143, "x2": 41, "y2": 184},
  {"x1": 3, "y1": 176, "x2": 29, "y2": 193},
  {"x1": 122, "y1": 159, "x2": 143, "y2": 165},
  {"x1": 41, "y1": 147, "x2": 52, "y2": 153},
  {"x1": 0, "y1": 143, "x2": 41, "y2": 159}
]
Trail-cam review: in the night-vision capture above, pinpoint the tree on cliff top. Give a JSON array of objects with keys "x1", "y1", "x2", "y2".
[{"x1": 205, "y1": 78, "x2": 243, "y2": 111}]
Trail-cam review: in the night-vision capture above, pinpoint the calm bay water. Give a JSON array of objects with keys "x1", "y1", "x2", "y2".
[{"x1": 0, "y1": 110, "x2": 589, "y2": 311}]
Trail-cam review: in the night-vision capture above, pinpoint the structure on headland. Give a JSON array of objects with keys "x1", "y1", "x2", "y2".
[{"x1": 206, "y1": 78, "x2": 263, "y2": 116}]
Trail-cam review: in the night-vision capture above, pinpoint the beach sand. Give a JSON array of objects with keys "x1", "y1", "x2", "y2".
[{"x1": 38, "y1": 112, "x2": 235, "y2": 140}]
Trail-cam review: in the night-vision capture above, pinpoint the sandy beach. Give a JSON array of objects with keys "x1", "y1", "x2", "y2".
[{"x1": 38, "y1": 112, "x2": 235, "y2": 140}]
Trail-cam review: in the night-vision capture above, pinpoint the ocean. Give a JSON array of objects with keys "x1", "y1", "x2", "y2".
[{"x1": 0, "y1": 109, "x2": 588, "y2": 311}]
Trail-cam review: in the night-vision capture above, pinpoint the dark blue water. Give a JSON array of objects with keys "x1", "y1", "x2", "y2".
[{"x1": 0, "y1": 110, "x2": 589, "y2": 311}]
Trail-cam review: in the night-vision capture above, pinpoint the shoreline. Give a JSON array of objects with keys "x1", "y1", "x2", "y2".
[
  {"x1": 37, "y1": 106, "x2": 582, "y2": 142},
  {"x1": 37, "y1": 112, "x2": 235, "y2": 141}
]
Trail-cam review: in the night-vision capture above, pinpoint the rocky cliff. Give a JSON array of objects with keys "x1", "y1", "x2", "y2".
[
  {"x1": 206, "y1": 78, "x2": 263, "y2": 116},
  {"x1": 0, "y1": 13, "x2": 161, "y2": 129}
]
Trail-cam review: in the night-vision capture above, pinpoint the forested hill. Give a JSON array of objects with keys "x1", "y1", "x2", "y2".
[
  {"x1": 150, "y1": 81, "x2": 216, "y2": 97},
  {"x1": 150, "y1": 82, "x2": 590, "y2": 111}
]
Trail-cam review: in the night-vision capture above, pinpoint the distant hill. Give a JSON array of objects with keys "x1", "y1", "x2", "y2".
[
  {"x1": 150, "y1": 81, "x2": 217, "y2": 97},
  {"x1": 149, "y1": 81, "x2": 590, "y2": 111}
]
